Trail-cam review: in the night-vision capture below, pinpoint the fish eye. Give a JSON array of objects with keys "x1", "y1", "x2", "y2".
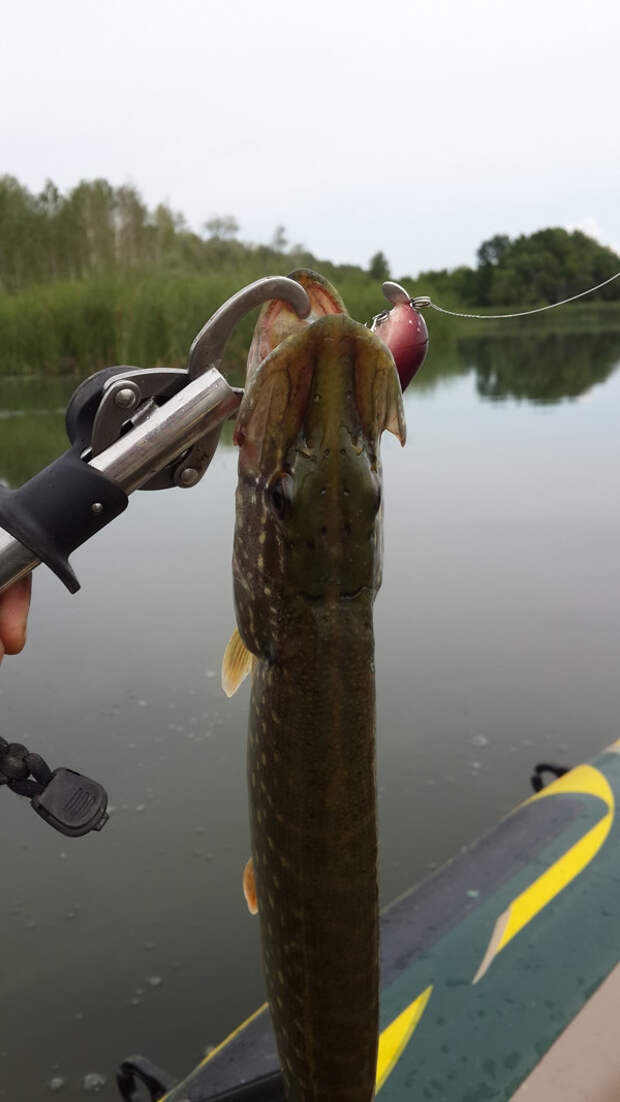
[{"x1": 267, "y1": 472, "x2": 294, "y2": 518}]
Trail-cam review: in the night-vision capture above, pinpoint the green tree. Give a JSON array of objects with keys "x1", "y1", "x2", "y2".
[
  {"x1": 115, "y1": 184, "x2": 149, "y2": 268},
  {"x1": 0, "y1": 175, "x2": 45, "y2": 290},
  {"x1": 204, "y1": 215, "x2": 239, "y2": 240},
  {"x1": 65, "y1": 178, "x2": 117, "y2": 274},
  {"x1": 271, "y1": 225, "x2": 288, "y2": 251},
  {"x1": 368, "y1": 251, "x2": 390, "y2": 281},
  {"x1": 477, "y1": 234, "x2": 511, "y2": 268}
]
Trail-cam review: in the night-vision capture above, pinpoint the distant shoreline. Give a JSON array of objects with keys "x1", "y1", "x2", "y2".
[{"x1": 1, "y1": 268, "x2": 620, "y2": 379}]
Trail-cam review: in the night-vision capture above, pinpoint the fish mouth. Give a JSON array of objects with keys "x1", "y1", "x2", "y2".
[
  {"x1": 235, "y1": 271, "x2": 406, "y2": 473},
  {"x1": 244, "y1": 268, "x2": 347, "y2": 387}
]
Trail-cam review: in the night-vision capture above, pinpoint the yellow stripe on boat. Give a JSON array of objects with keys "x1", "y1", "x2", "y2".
[
  {"x1": 163, "y1": 986, "x2": 434, "y2": 1100},
  {"x1": 376, "y1": 985, "x2": 433, "y2": 1092},
  {"x1": 474, "y1": 764, "x2": 614, "y2": 983},
  {"x1": 159, "y1": 1003, "x2": 268, "y2": 1101}
]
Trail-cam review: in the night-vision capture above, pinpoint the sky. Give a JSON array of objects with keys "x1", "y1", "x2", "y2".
[{"x1": 2, "y1": 0, "x2": 619, "y2": 279}]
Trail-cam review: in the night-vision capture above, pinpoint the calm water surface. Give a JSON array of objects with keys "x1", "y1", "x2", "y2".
[{"x1": 0, "y1": 328, "x2": 619, "y2": 1099}]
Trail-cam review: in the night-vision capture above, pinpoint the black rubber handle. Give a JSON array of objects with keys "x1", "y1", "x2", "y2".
[{"x1": 0, "y1": 446, "x2": 128, "y2": 592}]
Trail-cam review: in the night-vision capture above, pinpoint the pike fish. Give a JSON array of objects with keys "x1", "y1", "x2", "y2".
[{"x1": 222, "y1": 271, "x2": 406, "y2": 1102}]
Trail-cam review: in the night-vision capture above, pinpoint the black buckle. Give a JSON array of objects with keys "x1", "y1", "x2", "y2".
[{"x1": 31, "y1": 767, "x2": 109, "y2": 837}]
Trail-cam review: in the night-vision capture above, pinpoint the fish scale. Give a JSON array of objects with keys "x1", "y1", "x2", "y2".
[{"x1": 248, "y1": 601, "x2": 378, "y2": 1101}]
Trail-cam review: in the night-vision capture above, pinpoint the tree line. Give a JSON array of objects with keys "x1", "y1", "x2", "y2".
[
  {"x1": 0, "y1": 175, "x2": 618, "y2": 307},
  {"x1": 0, "y1": 176, "x2": 320, "y2": 294},
  {"x1": 417, "y1": 229, "x2": 619, "y2": 307}
]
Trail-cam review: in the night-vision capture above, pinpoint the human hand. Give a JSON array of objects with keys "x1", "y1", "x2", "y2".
[{"x1": 0, "y1": 578, "x2": 32, "y2": 665}]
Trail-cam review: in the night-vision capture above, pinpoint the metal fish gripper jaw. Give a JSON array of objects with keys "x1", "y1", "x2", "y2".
[
  {"x1": 175, "y1": 275, "x2": 311, "y2": 489},
  {"x1": 0, "y1": 276, "x2": 310, "y2": 595},
  {"x1": 84, "y1": 275, "x2": 312, "y2": 491}
]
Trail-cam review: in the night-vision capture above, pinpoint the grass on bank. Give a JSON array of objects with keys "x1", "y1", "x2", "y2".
[
  {"x1": 1, "y1": 264, "x2": 619, "y2": 383},
  {"x1": 0, "y1": 267, "x2": 457, "y2": 379}
]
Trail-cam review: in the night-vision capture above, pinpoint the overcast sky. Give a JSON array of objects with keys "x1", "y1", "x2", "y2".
[{"x1": 2, "y1": 0, "x2": 619, "y2": 280}]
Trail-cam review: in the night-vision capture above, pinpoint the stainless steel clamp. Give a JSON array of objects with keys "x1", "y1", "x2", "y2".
[{"x1": 0, "y1": 276, "x2": 310, "y2": 594}]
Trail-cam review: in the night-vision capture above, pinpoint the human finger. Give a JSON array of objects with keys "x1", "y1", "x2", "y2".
[{"x1": 0, "y1": 576, "x2": 32, "y2": 656}]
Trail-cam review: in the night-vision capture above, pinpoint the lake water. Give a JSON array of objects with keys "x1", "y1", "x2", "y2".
[{"x1": 1, "y1": 323, "x2": 619, "y2": 1100}]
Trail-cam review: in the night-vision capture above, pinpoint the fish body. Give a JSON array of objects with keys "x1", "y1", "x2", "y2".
[{"x1": 226, "y1": 273, "x2": 405, "y2": 1101}]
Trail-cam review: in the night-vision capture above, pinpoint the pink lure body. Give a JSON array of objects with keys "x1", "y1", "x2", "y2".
[{"x1": 373, "y1": 301, "x2": 428, "y2": 390}]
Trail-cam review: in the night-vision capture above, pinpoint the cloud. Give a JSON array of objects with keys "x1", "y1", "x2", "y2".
[{"x1": 566, "y1": 216, "x2": 619, "y2": 255}]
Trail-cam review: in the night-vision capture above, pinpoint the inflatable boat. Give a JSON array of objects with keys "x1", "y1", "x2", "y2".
[{"x1": 117, "y1": 740, "x2": 620, "y2": 1101}]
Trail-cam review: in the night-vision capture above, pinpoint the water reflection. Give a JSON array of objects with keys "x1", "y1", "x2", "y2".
[
  {"x1": 1, "y1": 327, "x2": 620, "y2": 485},
  {"x1": 0, "y1": 377, "x2": 74, "y2": 486},
  {"x1": 461, "y1": 330, "x2": 620, "y2": 404}
]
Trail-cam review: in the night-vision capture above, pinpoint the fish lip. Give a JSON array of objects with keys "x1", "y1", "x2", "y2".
[{"x1": 244, "y1": 269, "x2": 346, "y2": 384}]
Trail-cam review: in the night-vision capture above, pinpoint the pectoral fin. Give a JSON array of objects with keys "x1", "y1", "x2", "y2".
[
  {"x1": 347, "y1": 321, "x2": 405, "y2": 447},
  {"x1": 221, "y1": 628, "x2": 255, "y2": 697},
  {"x1": 243, "y1": 857, "x2": 259, "y2": 915},
  {"x1": 380, "y1": 367, "x2": 407, "y2": 445},
  {"x1": 356, "y1": 344, "x2": 406, "y2": 446}
]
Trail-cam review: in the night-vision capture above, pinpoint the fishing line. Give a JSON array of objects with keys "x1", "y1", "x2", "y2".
[{"x1": 412, "y1": 270, "x2": 620, "y2": 321}]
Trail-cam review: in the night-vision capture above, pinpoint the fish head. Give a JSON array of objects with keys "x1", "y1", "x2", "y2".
[{"x1": 233, "y1": 275, "x2": 405, "y2": 660}]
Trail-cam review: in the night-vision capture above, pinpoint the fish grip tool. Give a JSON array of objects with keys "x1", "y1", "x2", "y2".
[
  {"x1": 0, "y1": 366, "x2": 132, "y2": 593},
  {"x1": 0, "y1": 363, "x2": 194, "y2": 592},
  {"x1": 0, "y1": 276, "x2": 310, "y2": 596}
]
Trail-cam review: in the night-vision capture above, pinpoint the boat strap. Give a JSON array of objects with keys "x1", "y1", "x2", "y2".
[
  {"x1": 530, "y1": 761, "x2": 571, "y2": 793},
  {"x1": 115, "y1": 1058, "x2": 285, "y2": 1101},
  {"x1": 204, "y1": 1072, "x2": 286, "y2": 1100},
  {"x1": 116, "y1": 1055, "x2": 179, "y2": 1101}
]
